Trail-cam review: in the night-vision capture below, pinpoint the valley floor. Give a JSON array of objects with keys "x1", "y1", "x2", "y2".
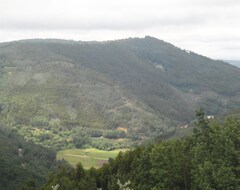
[{"x1": 57, "y1": 148, "x2": 128, "y2": 169}]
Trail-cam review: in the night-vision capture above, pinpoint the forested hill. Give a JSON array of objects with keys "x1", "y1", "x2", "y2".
[{"x1": 0, "y1": 36, "x2": 240, "y2": 142}]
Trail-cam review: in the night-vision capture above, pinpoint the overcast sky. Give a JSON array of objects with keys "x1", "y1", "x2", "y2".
[{"x1": 1, "y1": 0, "x2": 240, "y2": 60}]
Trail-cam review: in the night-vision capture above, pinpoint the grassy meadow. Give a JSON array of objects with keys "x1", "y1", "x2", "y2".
[{"x1": 57, "y1": 148, "x2": 128, "y2": 169}]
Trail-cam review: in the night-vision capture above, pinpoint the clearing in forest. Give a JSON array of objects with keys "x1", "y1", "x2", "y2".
[{"x1": 57, "y1": 148, "x2": 128, "y2": 169}]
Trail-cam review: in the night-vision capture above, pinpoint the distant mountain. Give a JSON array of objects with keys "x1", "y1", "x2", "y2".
[
  {"x1": 0, "y1": 36, "x2": 240, "y2": 147},
  {"x1": 225, "y1": 60, "x2": 240, "y2": 68}
]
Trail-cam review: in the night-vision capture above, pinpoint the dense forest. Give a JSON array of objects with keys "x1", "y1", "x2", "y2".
[
  {"x1": 0, "y1": 125, "x2": 57, "y2": 190},
  {"x1": 17, "y1": 109, "x2": 240, "y2": 190}
]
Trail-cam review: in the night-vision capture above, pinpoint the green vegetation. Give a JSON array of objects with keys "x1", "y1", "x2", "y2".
[
  {"x1": 36, "y1": 110, "x2": 240, "y2": 190},
  {"x1": 1, "y1": 37, "x2": 240, "y2": 151},
  {"x1": 0, "y1": 37, "x2": 240, "y2": 190},
  {"x1": 16, "y1": 125, "x2": 133, "y2": 151},
  {"x1": 57, "y1": 148, "x2": 128, "y2": 169},
  {"x1": 0, "y1": 126, "x2": 57, "y2": 190},
  {"x1": 1, "y1": 37, "x2": 240, "y2": 189}
]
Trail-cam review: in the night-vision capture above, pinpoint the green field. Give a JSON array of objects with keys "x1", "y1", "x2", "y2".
[{"x1": 57, "y1": 148, "x2": 128, "y2": 169}]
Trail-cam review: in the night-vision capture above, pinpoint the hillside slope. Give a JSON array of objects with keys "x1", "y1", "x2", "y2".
[{"x1": 0, "y1": 36, "x2": 240, "y2": 146}]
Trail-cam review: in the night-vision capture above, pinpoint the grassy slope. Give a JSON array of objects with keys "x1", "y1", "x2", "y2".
[{"x1": 57, "y1": 148, "x2": 128, "y2": 169}]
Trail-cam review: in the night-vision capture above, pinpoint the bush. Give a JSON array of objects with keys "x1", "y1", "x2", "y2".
[
  {"x1": 90, "y1": 138, "x2": 114, "y2": 150},
  {"x1": 103, "y1": 130, "x2": 126, "y2": 139},
  {"x1": 73, "y1": 136, "x2": 92, "y2": 148},
  {"x1": 31, "y1": 116, "x2": 49, "y2": 128}
]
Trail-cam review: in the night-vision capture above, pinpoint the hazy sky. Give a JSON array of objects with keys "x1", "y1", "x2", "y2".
[{"x1": 1, "y1": 0, "x2": 240, "y2": 60}]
